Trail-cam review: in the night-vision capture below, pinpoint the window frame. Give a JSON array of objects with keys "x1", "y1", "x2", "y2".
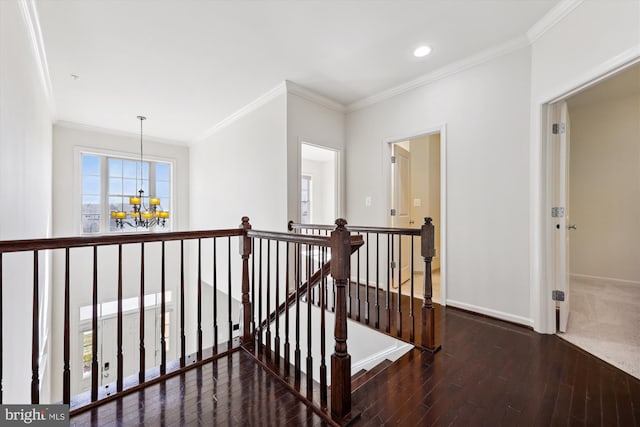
[{"x1": 75, "y1": 146, "x2": 175, "y2": 235}]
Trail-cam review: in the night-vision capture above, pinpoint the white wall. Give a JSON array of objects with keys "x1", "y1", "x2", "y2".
[
  {"x1": 346, "y1": 47, "x2": 532, "y2": 326},
  {"x1": 529, "y1": 0, "x2": 640, "y2": 333},
  {"x1": 0, "y1": 0, "x2": 54, "y2": 403},
  {"x1": 301, "y1": 157, "x2": 335, "y2": 224},
  {"x1": 50, "y1": 124, "x2": 189, "y2": 399},
  {"x1": 569, "y1": 92, "x2": 640, "y2": 283},
  {"x1": 287, "y1": 92, "x2": 345, "y2": 224}
]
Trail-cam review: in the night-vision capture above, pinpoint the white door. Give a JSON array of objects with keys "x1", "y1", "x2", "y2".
[
  {"x1": 551, "y1": 102, "x2": 571, "y2": 332},
  {"x1": 392, "y1": 144, "x2": 411, "y2": 285}
]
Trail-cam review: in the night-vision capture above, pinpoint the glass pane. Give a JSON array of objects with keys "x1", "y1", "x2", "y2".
[
  {"x1": 82, "y1": 195, "x2": 100, "y2": 214},
  {"x1": 109, "y1": 196, "x2": 124, "y2": 212},
  {"x1": 156, "y1": 181, "x2": 170, "y2": 198},
  {"x1": 82, "y1": 154, "x2": 100, "y2": 176},
  {"x1": 82, "y1": 214, "x2": 100, "y2": 233},
  {"x1": 108, "y1": 177, "x2": 123, "y2": 194},
  {"x1": 82, "y1": 175, "x2": 100, "y2": 195},
  {"x1": 135, "y1": 162, "x2": 149, "y2": 181},
  {"x1": 123, "y1": 160, "x2": 137, "y2": 179},
  {"x1": 156, "y1": 163, "x2": 170, "y2": 181},
  {"x1": 123, "y1": 178, "x2": 137, "y2": 195},
  {"x1": 108, "y1": 158, "x2": 122, "y2": 177}
]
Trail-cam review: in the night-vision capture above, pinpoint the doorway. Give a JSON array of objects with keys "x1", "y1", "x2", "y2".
[
  {"x1": 389, "y1": 131, "x2": 444, "y2": 304},
  {"x1": 300, "y1": 143, "x2": 339, "y2": 224},
  {"x1": 546, "y1": 63, "x2": 640, "y2": 379}
]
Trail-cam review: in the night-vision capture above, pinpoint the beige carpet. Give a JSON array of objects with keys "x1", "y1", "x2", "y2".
[{"x1": 559, "y1": 276, "x2": 640, "y2": 379}]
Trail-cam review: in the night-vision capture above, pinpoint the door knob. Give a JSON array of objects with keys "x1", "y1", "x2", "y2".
[
  {"x1": 568, "y1": 224, "x2": 577, "y2": 230},
  {"x1": 409, "y1": 219, "x2": 415, "y2": 224}
]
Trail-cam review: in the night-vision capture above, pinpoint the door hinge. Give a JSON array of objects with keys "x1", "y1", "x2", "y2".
[
  {"x1": 551, "y1": 207, "x2": 565, "y2": 218},
  {"x1": 552, "y1": 123, "x2": 566, "y2": 134},
  {"x1": 390, "y1": 209, "x2": 396, "y2": 216},
  {"x1": 552, "y1": 290, "x2": 565, "y2": 301},
  {"x1": 390, "y1": 261, "x2": 397, "y2": 270},
  {"x1": 391, "y1": 156, "x2": 396, "y2": 164}
]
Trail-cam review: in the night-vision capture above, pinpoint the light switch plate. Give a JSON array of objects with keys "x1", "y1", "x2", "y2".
[
  {"x1": 365, "y1": 196, "x2": 372, "y2": 207},
  {"x1": 413, "y1": 198, "x2": 422, "y2": 207}
]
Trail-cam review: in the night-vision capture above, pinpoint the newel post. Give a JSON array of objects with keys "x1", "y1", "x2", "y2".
[
  {"x1": 330, "y1": 218, "x2": 352, "y2": 420},
  {"x1": 240, "y1": 216, "x2": 253, "y2": 344},
  {"x1": 421, "y1": 217, "x2": 441, "y2": 352}
]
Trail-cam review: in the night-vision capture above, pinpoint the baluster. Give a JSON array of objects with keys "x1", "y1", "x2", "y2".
[
  {"x1": 330, "y1": 219, "x2": 351, "y2": 420},
  {"x1": 274, "y1": 241, "x2": 281, "y2": 364},
  {"x1": 386, "y1": 235, "x2": 391, "y2": 333},
  {"x1": 227, "y1": 236, "x2": 232, "y2": 350},
  {"x1": 251, "y1": 237, "x2": 256, "y2": 350},
  {"x1": 240, "y1": 217, "x2": 252, "y2": 344},
  {"x1": 258, "y1": 239, "x2": 263, "y2": 349},
  {"x1": 0, "y1": 253, "x2": 3, "y2": 404},
  {"x1": 116, "y1": 245, "x2": 123, "y2": 392},
  {"x1": 397, "y1": 234, "x2": 403, "y2": 338},
  {"x1": 63, "y1": 248, "x2": 71, "y2": 402},
  {"x1": 265, "y1": 240, "x2": 272, "y2": 357},
  {"x1": 319, "y1": 246, "x2": 327, "y2": 407},
  {"x1": 375, "y1": 233, "x2": 380, "y2": 329},
  {"x1": 356, "y1": 233, "x2": 361, "y2": 321},
  {"x1": 421, "y1": 218, "x2": 440, "y2": 352},
  {"x1": 365, "y1": 233, "x2": 370, "y2": 325},
  {"x1": 31, "y1": 250, "x2": 40, "y2": 404},
  {"x1": 410, "y1": 237, "x2": 415, "y2": 342},
  {"x1": 284, "y1": 242, "x2": 291, "y2": 377},
  {"x1": 213, "y1": 238, "x2": 218, "y2": 353},
  {"x1": 92, "y1": 246, "x2": 99, "y2": 400},
  {"x1": 197, "y1": 238, "x2": 202, "y2": 360},
  {"x1": 139, "y1": 243, "x2": 145, "y2": 384},
  {"x1": 306, "y1": 244, "x2": 313, "y2": 397},
  {"x1": 160, "y1": 241, "x2": 167, "y2": 375},
  {"x1": 295, "y1": 242, "x2": 301, "y2": 384},
  {"x1": 180, "y1": 240, "x2": 186, "y2": 368}
]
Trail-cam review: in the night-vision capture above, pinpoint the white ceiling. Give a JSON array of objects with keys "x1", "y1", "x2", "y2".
[{"x1": 35, "y1": 0, "x2": 559, "y2": 143}]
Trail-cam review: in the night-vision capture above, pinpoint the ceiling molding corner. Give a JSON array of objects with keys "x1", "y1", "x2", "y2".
[
  {"x1": 190, "y1": 81, "x2": 287, "y2": 145},
  {"x1": 18, "y1": 0, "x2": 56, "y2": 118},
  {"x1": 285, "y1": 81, "x2": 346, "y2": 112},
  {"x1": 347, "y1": 35, "x2": 530, "y2": 113},
  {"x1": 526, "y1": 0, "x2": 584, "y2": 44}
]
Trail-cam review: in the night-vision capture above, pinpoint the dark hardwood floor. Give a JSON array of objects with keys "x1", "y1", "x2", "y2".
[
  {"x1": 69, "y1": 350, "x2": 329, "y2": 427},
  {"x1": 70, "y1": 303, "x2": 640, "y2": 426},
  {"x1": 351, "y1": 306, "x2": 640, "y2": 426}
]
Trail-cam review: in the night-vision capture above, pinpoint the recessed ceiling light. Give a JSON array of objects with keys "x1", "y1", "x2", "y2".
[{"x1": 414, "y1": 45, "x2": 432, "y2": 58}]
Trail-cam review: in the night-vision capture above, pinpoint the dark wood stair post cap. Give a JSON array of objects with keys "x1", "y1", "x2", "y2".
[{"x1": 421, "y1": 217, "x2": 436, "y2": 258}]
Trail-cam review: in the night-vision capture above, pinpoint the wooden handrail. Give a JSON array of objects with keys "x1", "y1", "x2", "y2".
[
  {"x1": 0, "y1": 229, "x2": 243, "y2": 253},
  {"x1": 248, "y1": 229, "x2": 333, "y2": 246},
  {"x1": 288, "y1": 221, "x2": 421, "y2": 235}
]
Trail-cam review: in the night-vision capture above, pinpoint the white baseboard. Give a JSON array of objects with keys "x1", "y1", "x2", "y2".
[
  {"x1": 446, "y1": 299, "x2": 533, "y2": 327},
  {"x1": 351, "y1": 341, "x2": 413, "y2": 373},
  {"x1": 570, "y1": 273, "x2": 640, "y2": 286}
]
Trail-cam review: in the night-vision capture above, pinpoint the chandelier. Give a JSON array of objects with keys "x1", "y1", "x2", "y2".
[{"x1": 111, "y1": 116, "x2": 170, "y2": 229}]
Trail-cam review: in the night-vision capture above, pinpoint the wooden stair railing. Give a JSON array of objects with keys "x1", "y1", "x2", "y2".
[
  {"x1": 289, "y1": 218, "x2": 441, "y2": 353},
  {"x1": 0, "y1": 217, "x2": 364, "y2": 425}
]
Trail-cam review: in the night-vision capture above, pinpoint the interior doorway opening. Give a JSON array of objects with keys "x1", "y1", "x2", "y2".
[
  {"x1": 544, "y1": 62, "x2": 640, "y2": 379},
  {"x1": 389, "y1": 131, "x2": 444, "y2": 304},
  {"x1": 300, "y1": 143, "x2": 338, "y2": 224}
]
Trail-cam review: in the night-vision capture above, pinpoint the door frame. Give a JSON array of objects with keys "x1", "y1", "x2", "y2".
[
  {"x1": 298, "y1": 139, "x2": 343, "y2": 223},
  {"x1": 532, "y1": 51, "x2": 640, "y2": 334},
  {"x1": 382, "y1": 124, "x2": 448, "y2": 305}
]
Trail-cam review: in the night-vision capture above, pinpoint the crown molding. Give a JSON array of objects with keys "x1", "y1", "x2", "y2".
[
  {"x1": 347, "y1": 36, "x2": 530, "y2": 112},
  {"x1": 190, "y1": 82, "x2": 287, "y2": 145},
  {"x1": 285, "y1": 80, "x2": 346, "y2": 112},
  {"x1": 55, "y1": 120, "x2": 189, "y2": 146},
  {"x1": 18, "y1": 0, "x2": 56, "y2": 118},
  {"x1": 527, "y1": 0, "x2": 584, "y2": 43}
]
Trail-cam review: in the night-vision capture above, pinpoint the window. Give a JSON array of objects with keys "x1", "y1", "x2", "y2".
[
  {"x1": 82, "y1": 331, "x2": 92, "y2": 379},
  {"x1": 301, "y1": 175, "x2": 311, "y2": 224},
  {"x1": 81, "y1": 153, "x2": 172, "y2": 234}
]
